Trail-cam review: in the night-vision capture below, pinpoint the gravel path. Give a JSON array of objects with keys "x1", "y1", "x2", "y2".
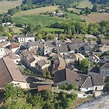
[{"x1": 75, "y1": 94, "x2": 109, "y2": 109}]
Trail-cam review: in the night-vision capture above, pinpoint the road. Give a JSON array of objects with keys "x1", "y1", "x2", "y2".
[{"x1": 75, "y1": 94, "x2": 109, "y2": 109}]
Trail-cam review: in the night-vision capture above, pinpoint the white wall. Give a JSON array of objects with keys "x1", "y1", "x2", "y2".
[
  {"x1": 80, "y1": 85, "x2": 104, "y2": 92},
  {"x1": 11, "y1": 81, "x2": 28, "y2": 89},
  {"x1": 0, "y1": 48, "x2": 5, "y2": 58},
  {"x1": 80, "y1": 87, "x2": 93, "y2": 92},
  {"x1": 100, "y1": 68, "x2": 109, "y2": 76},
  {"x1": 12, "y1": 47, "x2": 20, "y2": 53},
  {"x1": 13, "y1": 58, "x2": 21, "y2": 64},
  {"x1": 18, "y1": 37, "x2": 35, "y2": 43}
]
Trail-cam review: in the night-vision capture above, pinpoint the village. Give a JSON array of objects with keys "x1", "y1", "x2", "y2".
[{"x1": 0, "y1": 33, "x2": 108, "y2": 99}]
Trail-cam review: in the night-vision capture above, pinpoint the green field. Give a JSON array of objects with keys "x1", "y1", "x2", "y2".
[
  {"x1": 13, "y1": 15, "x2": 69, "y2": 26},
  {"x1": 41, "y1": 28, "x2": 64, "y2": 32},
  {"x1": 0, "y1": 0, "x2": 22, "y2": 13},
  {"x1": 63, "y1": 11, "x2": 82, "y2": 21},
  {"x1": 13, "y1": 6, "x2": 59, "y2": 17},
  {"x1": 77, "y1": 0, "x2": 93, "y2": 9}
]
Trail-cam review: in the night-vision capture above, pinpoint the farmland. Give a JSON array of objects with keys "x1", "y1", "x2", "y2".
[
  {"x1": 41, "y1": 28, "x2": 64, "y2": 32},
  {"x1": 0, "y1": 0, "x2": 22, "y2": 13},
  {"x1": 77, "y1": 0, "x2": 93, "y2": 9},
  {"x1": 13, "y1": 6, "x2": 59, "y2": 17},
  {"x1": 13, "y1": 15, "x2": 67, "y2": 26},
  {"x1": 80, "y1": 13, "x2": 109, "y2": 23}
]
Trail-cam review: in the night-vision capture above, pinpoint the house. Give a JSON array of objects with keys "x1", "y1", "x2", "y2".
[
  {"x1": 100, "y1": 39, "x2": 109, "y2": 45},
  {"x1": 79, "y1": 74, "x2": 104, "y2": 92},
  {"x1": 64, "y1": 53, "x2": 76, "y2": 65},
  {"x1": 56, "y1": 12, "x2": 64, "y2": 17},
  {"x1": 0, "y1": 57, "x2": 27, "y2": 89},
  {"x1": 20, "y1": 50, "x2": 35, "y2": 67},
  {"x1": 75, "y1": 53, "x2": 85, "y2": 61},
  {"x1": 84, "y1": 34, "x2": 97, "y2": 39},
  {"x1": 37, "y1": 85, "x2": 52, "y2": 92},
  {"x1": 9, "y1": 42, "x2": 20, "y2": 53},
  {"x1": 0, "y1": 45, "x2": 6, "y2": 58},
  {"x1": 54, "y1": 68, "x2": 79, "y2": 86},
  {"x1": 100, "y1": 62, "x2": 109, "y2": 76},
  {"x1": 17, "y1": 34, "x2": 35, "y2": 43},
  {"x1": 7, "y1": 52, "x2": 21, "y2": 64},
  {"x1": 0, "y1": 36, "x2": 8, "y2": 42},
  {"x1": 99, "y1": 45, "x2": 109, "y2": 53},
  {"x1": 50, "y1": 54, "x2": 66, "y2": 74},
  {"x1": 0, "y1": 41, "x2": 10, "y2": 48},
  {"x1": 44, "y1": 40, "x2": 56, "y2": 55},
  {"x1": 80, "y1": 43, "x2": 91, "y2": 54},
  {"x1": 35, "y1": 59, "x2": 50, "y2": 72},
  {"x1": 58, "y1": 46, "x2": 69, "y2": 55}
]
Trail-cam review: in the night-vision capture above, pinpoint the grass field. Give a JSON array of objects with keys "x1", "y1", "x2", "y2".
[
  {"x1": 41, "y1": 28, "x2": 64, "y2": 32},
  {"x1": 13, "y1": 6, "x2": 59, "y2": 17},
  {"x1": 77, "y1": 0, "x2": 93, "y2": 9},
  {"x1": 63, "y1": 11, "x2": 82, "y2": 21},
  {"x1": 80, "y1": 13, "x2": 109, "y2": 23},
  {"x1": 0, "y1": 0, "x2": 22, "y2": 13},
  {"x1": 67, "y1": 8, "x2": 81, "y2": 14},
  {"x1": 13, "y1": 15, "x2": 67, "y2": 26}
]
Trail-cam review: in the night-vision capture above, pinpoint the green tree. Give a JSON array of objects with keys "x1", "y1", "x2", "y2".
[
  {"x1": 80, "y1": 59, "x2": 90, "y2": 72},
  {"x1": 4, "y1": 84, "x2": 24, "y2": 100},
  {"x1": 92, "y1": 4, "x2": 98, "y2": 12},
  {"x1": 5, "y1": 98, "x2": 32, "y2": 109}
]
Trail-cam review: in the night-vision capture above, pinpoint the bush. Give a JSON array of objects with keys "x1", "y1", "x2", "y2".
[{"x1": 59, "y1": 84, "x2": 78, "y2": 90}]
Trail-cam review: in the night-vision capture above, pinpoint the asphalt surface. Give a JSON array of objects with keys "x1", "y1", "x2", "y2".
[{"x1": 75, "y1": 94, "x2": 109, "y2": 109}]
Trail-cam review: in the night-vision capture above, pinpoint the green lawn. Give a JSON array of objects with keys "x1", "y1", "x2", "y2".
[
  {"x1": 41, "y1": 28, "x2": 64, "y2": 32},
  {"x1": 13, "y1": 15, "x2": 68, "y2": 26}
]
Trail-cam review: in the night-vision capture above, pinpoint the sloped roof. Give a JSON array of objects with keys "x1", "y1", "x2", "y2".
[
  {"x1": 38, "y1": 85, "x2": 52, "y2": 92},
  {"x1": 100, "y1": 62, "x2": 109, "y2": 69},
  {"x1": 90, "y1": 74, "x2": 104, "y2": 86},
  {"x1": 10, "y1": 42, "x2": 20, "y2": 49},
  {"x1": 0, "y1": 57, "x2": 26, "y2": 87},
  {"x1": 54, "y1": 68, "x2": 79, "y2": 85}
]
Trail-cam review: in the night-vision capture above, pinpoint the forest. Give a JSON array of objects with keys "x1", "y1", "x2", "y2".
[{"x1": 22, "y1": 0, "x2": 109, "y2": 5}]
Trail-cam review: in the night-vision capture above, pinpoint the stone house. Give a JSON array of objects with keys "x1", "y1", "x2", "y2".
[
  {"x1": 17, "y1": 34, "x2": 35, "y2": 43},
  {"x1": 0, "y1": 57, "x2": 27, "y2": 89},
  {"x1": 35, "y1": 59, "x2": 50, "y2": 72},
  {"x1": 100, "y1": 62, "x2": 109, "y2": 76}
]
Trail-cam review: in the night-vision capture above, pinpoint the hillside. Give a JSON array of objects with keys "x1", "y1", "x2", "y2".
[
  {"x1": 90, "y1": 0, "x2": 109, "y2": 4},
  {"x1": 23, "y1": 0, "x2": 109, "y2": 5},
  {"x1": 0, "y1": 0, "x2": 22, "y2": 14}
]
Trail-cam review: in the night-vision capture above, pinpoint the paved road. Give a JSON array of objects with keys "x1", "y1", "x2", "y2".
[{"x1": 75, "y1": 94, "x2": 109, "y2": 109}]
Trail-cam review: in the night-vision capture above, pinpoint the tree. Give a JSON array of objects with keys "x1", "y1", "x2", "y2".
[
  {"x1": 42, "y1": 68, "x2": 51, "y2": 79},
  {"x1": 4, "y1": 98, "x2": 32, "y2": 109},
  {"x1": 79, "y1": 59, "x2": 90, "y2": 72},
  {"x1": 92, "y1": 4, "x2": 98, "y2": 12},
  {"x1": 4, "y1": 84, "x2": 24, "y2": 100}
]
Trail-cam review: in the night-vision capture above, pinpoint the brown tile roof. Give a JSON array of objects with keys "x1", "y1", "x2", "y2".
[
  {"x1": 101, "y1": 39, "x2": 109, "y2": 45},
  {"x1": 54, "y1": 68, "x2": 79, "y2": 85},
  {"x1": 20, "y1": 50, "x2": 35, "y2": 63},
  {"x1": 36, "y1": 60, "x2": 46, "y2": 66},
  {"x1": 79, "y1": 73, "x2": 104, "y2": 88},
  {"x1": 90, "y1": 74, "x2": 104, "y2": 86},
  {"x1": 38, "y1": 85, "x2": 52, "y2": 92},
  {"x1": 80, "y1": 76, "x2": 92, "y2": 88},
  {"x1": 0, "y1": 58, "x2": 12, "y2": 87},
  {"x1": 58, "y1": 46, "x2": 68, "y2": 53},
  {"x1": 0, "y1": 58, "x2": 26, "y2": 87},
  {"x1": 58, "y1": 57, "x2": 66, "y2": 70},
  {"x1": 10, "y1": 42, "x2": 20, "y2": 49}
]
